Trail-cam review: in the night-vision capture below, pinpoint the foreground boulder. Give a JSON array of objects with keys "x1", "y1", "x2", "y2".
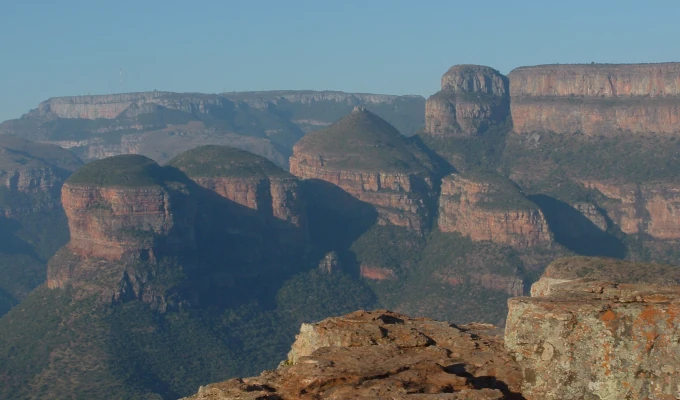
[
  {"x1": 183, "y1": 310, "x2": 523, "y2": 399},
  {"x1": 505, "y1": 257, "x2": 680, "y2": 400}
]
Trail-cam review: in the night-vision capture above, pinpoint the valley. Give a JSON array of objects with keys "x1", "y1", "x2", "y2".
[{"x1": 0, "y1": 62, "x2": 680, "y2": 398}]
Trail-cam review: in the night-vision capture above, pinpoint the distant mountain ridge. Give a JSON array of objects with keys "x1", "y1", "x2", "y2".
[{"x1": 0, "y1": 90, "x2": 426, "y2": 168}]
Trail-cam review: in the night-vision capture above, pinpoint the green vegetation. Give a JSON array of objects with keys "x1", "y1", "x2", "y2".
[
  {"x1": 0, "y1": 135, "x2": 82, "y2": 172},
  {"x1": 295, "y1": 108, "x2": 434, "y2": 173},
  {"x1": 417, "y1": 119, "x2": 510, "y2": 173},
  {"x1": 455, "y1": 170, "x2": 537, "y2": 211},
  {"x1": 67, "y1": 155, "x2": 171, "y2": 187},
  {"x1": 167, "y1": 145, "x2": 290, "y2": 178},
  {"x1": 545, "y1": 256, "x2": 680, "y2": 284},
  {"x1": 501, "y1": 131, "x2": 680, "y2": 186}
]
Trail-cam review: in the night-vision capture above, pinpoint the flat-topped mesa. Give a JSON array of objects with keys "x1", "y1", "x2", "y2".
[
  {"x1": 425, "y1": 65, "x2": 510, "y2": 136},
  {"x1": 167, "y1": 145, "x2": 307, "y2": 244},
  {"x1": 438, "y1": 173, "x2": 552, "y2": 248},
  {"x1": 183, "y1": 310, "x2": 523, "y2": 400},
  {"x1": 509, "y1": 63, "x2": 680, "y2": 135},
  {"x1": 27, "y1": 91, "x2": 230, "y2": 120},
  {"x1": 505, "y1": 256, "x2": 680, "y2": 400},
  {"x1": 55, "y1": 155, "x2": 195, "y2": 264},
  {"x1": 290, "y1": 108, "x2": 438, "y2": 233}
]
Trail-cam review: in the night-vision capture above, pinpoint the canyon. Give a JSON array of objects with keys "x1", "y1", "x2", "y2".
[{"x1": 185, "y1": 257, "x2": 680, "y2": 400}]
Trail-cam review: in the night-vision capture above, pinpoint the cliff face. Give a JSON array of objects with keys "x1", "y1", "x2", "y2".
[
  {"x1": 28, "y1": 91, "x2": 228, "y2": 120},
  {"x1": 505, "y1": 257, "x2": 680, "y2": 400},
  {"x1": 58, "y1": 183, "x2": 194, "y2": 262},
  {"x1": 290, "y1": 107, "x2": 438, "y2": 233},
  {"x1": 0, "y1": 135, "x2": 82, "y2": 215},
  {"x1": 425, "y1": 65, "x2": 509, "y2": 136},
  {"x1": 168, "y1": 145, "x2": 308, "y2": 246},
  {"x1": 580, "y1": 180, "x2": 680, "y2": 239},
  {"x1": 47, "y1": 155, "x2": 196, "y2": 304},
  {"x1": 438, "y1": 174, "x2": 551, "y2": 248},
  {"x1": 509, "y1": 63, "x2": 680, "y2": 135},
  {"x1": 183, "y1": 310, "x2": 523, "y2": 400}
]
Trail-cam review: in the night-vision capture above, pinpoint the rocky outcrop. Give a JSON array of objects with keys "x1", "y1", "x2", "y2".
[
  {"x1": 580, "y1": 180, "x2": 680, "y2": 239},
  {"x1": 438, "y1": 174, "x2": 552, "y2": 248},
  {"x1": 509, "y1": 63, "x2": 680, "y2": 135},
  {"x1": 0, "y1": 135, "x2": 82, "y2": 215},
  {"x1": 290, "y1": 107, "x2": 438, "y2": 233},
  {"x1": 183, "y1": 310, "x2": 523, "y2": 400},
  {"x1": 505, "y1": 257, "x2": 680, "y2": 400},
  {"x1": 167, "y1": 145, "x2": 307, "y2": 246},
  {"x1": 51, "y1": 155, "x2": 195, "y2": 264},
  {"x1": 424, "y1": 65, "x2": 509, "y2": 136}
]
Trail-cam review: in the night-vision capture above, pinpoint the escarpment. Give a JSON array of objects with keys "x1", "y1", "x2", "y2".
[
  {"x1": 290, "y1": 107, "x2": 439, "y2": 233},
  {"x1": 167, "y1": 145, "x2": 307, "y2": 246},
  {"x1": 0, "y1": 135, "x2": 82, "y2": 214},
  {"x1": 48, "y1": 155, "x2": 196, "y2": 300},
  {"x1": 510, "y1": 63, "x2": 680, "y2": 135},
  {"x1": 424, "y1": 65, "x2": 510, "y2": 136},
  {"x1": 438, "y1": 173, "x2": 551, "y2": 248},
  {"x1": 506, "y1": 257, "x2": 680, "y2": 399}
]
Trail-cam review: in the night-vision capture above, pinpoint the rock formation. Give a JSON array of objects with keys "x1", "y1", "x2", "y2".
[
  {"x1": 290, "y1": 107, "x2": 439, "y2": 233},
  {"x1": 509, "y1": 63, "x2": 680, "y2": 135},
  {"x1": 0, "y1": 135, "x2": 82, "y2": 215},
  {"x1": 183, "y1": 310, "x2": 523, "y2": 400},
  {"x1": 578, "y1": 179, "x2": 680, "y2": 239},
  {"x1": 424, "y1": 65, "x2": 509, "y2": 136},
  {"x1": 56, "y1": 155, "x2": 195, "y2": 263},
  {"x1": 167, "y1": 145, "x2": 307, "y2": 246},
  {"x1": 505, "y1": 257, "x2": 680, "y2": 399},
  {"x1": 438, "y1": 173, "x2": 552, "y2": 248}
]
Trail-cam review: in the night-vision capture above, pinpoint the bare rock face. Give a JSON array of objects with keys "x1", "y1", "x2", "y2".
[
  {"x1": 183, "y1": 310, "x2": 523, "y2": 400},
  {"x1": 425, "y1": 65, "x2": 510, "y2": 136},
  {"x1": 505, "y1": 257, "x2": 680, "y2": 400},
  {"x1": 50, "y1": 155, "x2": 195, "y2": 264},
  {"x1": 28, "y1": 91, "x2": 227, "y2": 120},
  {"x1": 290, "y1": 107, "x2": 439, "y2": 233},
  {"x1": 580, "y1": 180, "x2": 680, "y2": 239},
  {"x1": 0, "y1": 135, "x2": 82, "y2": 215},
  {"x1": 509, "y1": 63, "x2": 680, "y2": 135},
  {"x1": 438, "y1": 173, "x2": 552, "y2": 248},
  {"x1": 168, "y1": 145, "x2": 308, "y2": 246}
]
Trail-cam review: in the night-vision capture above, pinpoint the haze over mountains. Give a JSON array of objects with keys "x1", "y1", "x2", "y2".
[{"x1": 1, "y1": 61, "x2": 680, "y2": 398}]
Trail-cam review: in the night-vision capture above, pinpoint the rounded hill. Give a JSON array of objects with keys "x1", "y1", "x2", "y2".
[
  {"x1": 167, "y1": 145, "x2": 290, "y2": 179},
  {"x1": 0, "y1": 135, "x2": 82, "y2": 172},
  {"x1": 66, "y1": 155, "x2": 169, "y2": 187},
  {"x1": 292, "y1": 107, "x2": 434, "y2": 173}
]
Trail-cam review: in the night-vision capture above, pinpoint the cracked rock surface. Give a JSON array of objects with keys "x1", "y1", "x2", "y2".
[{"x1": 182, "y1": 310, "x2": 523, "y2": 400}]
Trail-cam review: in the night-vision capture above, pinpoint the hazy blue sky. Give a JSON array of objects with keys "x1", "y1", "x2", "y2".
[{"x1": 1, "y1": 0, "x2": 678, "y2": 121}]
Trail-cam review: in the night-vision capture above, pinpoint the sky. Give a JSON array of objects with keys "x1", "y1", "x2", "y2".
[{"x1": 1, "y1": 0, "x2": 679, "y2": 122}]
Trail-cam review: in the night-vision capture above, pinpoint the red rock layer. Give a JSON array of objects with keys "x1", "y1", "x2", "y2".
[
  {"x1": 581, "y1": 180, "x2": 680, "y2": 239},
  {"x1": 425, "y1": 65, "x2": 509, "y2": 136},
  {"x1": 290, "y1": 155, "x2": 433, "y2": 233},
  {"x1": 437, "y1": 174, "x2": 552, "y2": 248},
  {"x1": 190, "y1": 175, "x2": 307, "y2": 244},
  {"x1": 509, "y1": 63, "x2": 680, "y2": 135},
  {"x1": 59, "y1": 183, "x2": 194, "y2": 263}
]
